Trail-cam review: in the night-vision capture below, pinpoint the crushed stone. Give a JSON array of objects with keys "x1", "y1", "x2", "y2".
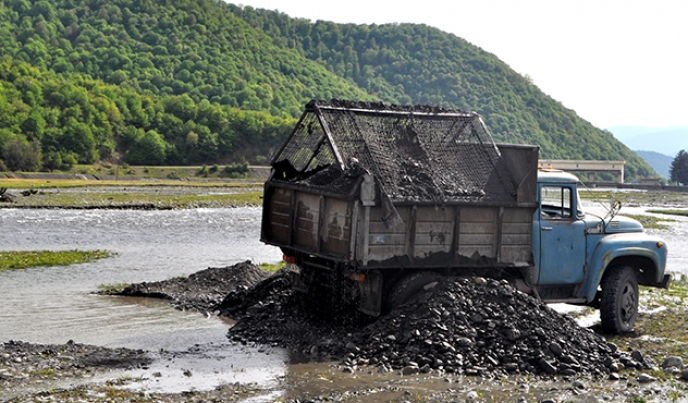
[{"x1": 223, "y1": 273, "x2": 654, "y2": 378}]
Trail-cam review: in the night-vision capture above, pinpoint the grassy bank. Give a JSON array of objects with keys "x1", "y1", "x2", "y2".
[
  {"x1": 0, "y1": 250, "x2": 111, "y2": 272},
  {"x1": 1, "y1": 162, "x2": 267, "y2": 208},
  {"x1": 648, "y1": 209, "x2": 688, "y2": 217},
  {"x1": 621, "y1": 214, "x2": 674, "y2": 230},
  {"x1": 2, "y1": 162, "x2": 266, "y2": 182},
  {"x1": 0, "y1": 178, "x2": 263, "y2": 209},
  {"x1": 579, "y1": 188, "x2": 688, "y2": 207}
]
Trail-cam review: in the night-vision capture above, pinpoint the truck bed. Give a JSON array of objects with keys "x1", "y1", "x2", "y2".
[{"x1": 262, "y1": 184, "x2": 535, "y2": 271}]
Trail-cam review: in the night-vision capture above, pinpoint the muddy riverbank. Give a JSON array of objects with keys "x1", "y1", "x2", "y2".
[
  {"x1": 6, "y1": 261, "x2": 688, "y2": 403},
  {"x1": 0, "y1": 340, "x2": 273, "y2": 403}
]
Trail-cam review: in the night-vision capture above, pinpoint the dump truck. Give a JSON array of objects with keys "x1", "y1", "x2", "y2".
[{"x1": 260, "y1": 99, "x2": 671, "y2": 333}]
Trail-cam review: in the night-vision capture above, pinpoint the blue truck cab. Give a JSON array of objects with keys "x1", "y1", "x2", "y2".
[{"x1": 530, "y1": 168, "x2": 671, "y2": 333}]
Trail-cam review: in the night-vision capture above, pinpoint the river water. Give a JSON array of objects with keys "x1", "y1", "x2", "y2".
[
  {"x1": 0, "y1": 205, "x2": 686, "y2": 394},
  {"x1": 0, "y1": 207, "x2": 286, "y2": 394}
]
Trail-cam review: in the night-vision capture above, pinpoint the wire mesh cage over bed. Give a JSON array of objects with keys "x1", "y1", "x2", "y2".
[{"x1": 270, "y1": 99, "x2": 522, "y2": 205}]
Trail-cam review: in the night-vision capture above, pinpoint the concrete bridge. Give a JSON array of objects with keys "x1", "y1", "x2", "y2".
[{"x1": 539, "y1": 159, "x2": 626, "y2": 183}]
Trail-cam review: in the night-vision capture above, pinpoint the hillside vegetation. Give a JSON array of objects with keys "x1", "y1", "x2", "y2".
[{"x1": 0, "y1": 0, "x2": 655, "y2": 180}]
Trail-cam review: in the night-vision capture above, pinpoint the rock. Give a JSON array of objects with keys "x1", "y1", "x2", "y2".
[
  {"x1": 548, "y1": 342, "x2": 563, "y2": 356},
  {"x1": 631, "y1": 350, "x2": 656, "y2": 369},
  {"x1": 609, "y1": 362, "x2": 623, "y2": 373},
  {"x1": 662, "y1": 356, "x2": 684, "y2": 369},
  {"x1": 504, "y1": 328, "x2": 520, "y2": 341},
  {"x1": 637, "y1": 373, "x2": 656, "y2": 383},
  {"x1": 466, "y1": 391, "x2": 480, "y2": 401},
  {"x1": 572, "y1": 380, "x2": 586, "y2": 390},
  {"x1": 342, "y1": 366, "x2": 355, "y2": 374},
  {"x1": 345, "y1": 342, "x2": 360, "y2": 353},
  {"x1": 402, "y1": 365, "x2": 419, "y2": 376},
  {"x1": 665, "y1": 367, "x2": 681, "y2": 375},
  {"x1": 680, "y1": 369, "x2": 688, "y2": 381},
  {"x1": 538, "y1": 358, "x2": 557, "y2": 375}
]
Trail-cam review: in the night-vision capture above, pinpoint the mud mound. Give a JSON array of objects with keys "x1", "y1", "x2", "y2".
[
  {"x1": 226, "y1": 276, "x2": 653, "y2": 377},
  {"x1": 217, "y1": 269, "x2": 292, "y2": 317},
  {"x1": 119, "y1": 261, "x2": 269, "y2": 313},
  {"x1": 222, "y1": 270, "x2": 373, "y2": 353}
]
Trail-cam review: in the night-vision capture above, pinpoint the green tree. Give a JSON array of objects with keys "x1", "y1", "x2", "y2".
[
  {"x1": 125, "y1": 129, "x2": 167, "y2": 165},
  {"x1": 670, "y1": 150, "x2": 688, "y2": 185},
  {"x1": 20, "y1": 110, "x2": 46, "y2": 139},
  {"x1": 62, "y1": 118, "x2": 97, "y2": 163},
  {"x1": 2, "y1": 137, "x2": 42, "y2": 171}
]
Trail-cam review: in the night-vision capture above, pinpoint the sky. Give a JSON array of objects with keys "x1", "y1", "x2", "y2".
[{"x1": 232, "y1": 0, "x2": 688, "y2": 129}]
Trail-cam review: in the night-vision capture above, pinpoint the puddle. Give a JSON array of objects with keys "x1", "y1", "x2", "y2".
[{"x1": 104, "y1": 327, "x2": 288, "y2": 394}]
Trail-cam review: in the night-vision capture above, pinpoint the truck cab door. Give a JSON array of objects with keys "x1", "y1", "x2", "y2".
[{"x1": 538, "y1": 185, "x2": 586, "y2": 284}]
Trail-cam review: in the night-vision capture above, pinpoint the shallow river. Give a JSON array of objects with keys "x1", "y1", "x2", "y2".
[
  {"x1": 0, "y1": 205, "x2": 686, "y2": 395},
  {"x1": 0, "y1": 207, "x2": 286, "y2": 394}
]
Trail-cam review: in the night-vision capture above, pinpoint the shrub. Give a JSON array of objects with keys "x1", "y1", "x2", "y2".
[
  {"x1": 221, "y1": 162, "x2": 249, "y2": 178},
  {"x1": 2, "y1": 138, "x2": 42, "y2": 172},
  {"x1": 196, "y1": 165, "x2": 208, "y2": 176}
]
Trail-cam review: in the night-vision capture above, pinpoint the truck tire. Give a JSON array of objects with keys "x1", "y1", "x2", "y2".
[
  {"x1": 600, "y1": 266, "x2": 638, "y2": 333},
  {"x1": 386, "y1": 271, "x2": 442, "y2": 312}
]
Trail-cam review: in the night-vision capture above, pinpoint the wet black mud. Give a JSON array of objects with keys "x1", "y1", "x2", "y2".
[{"x1": 117, "y1": 260, "x2": 269, "y2": 313}]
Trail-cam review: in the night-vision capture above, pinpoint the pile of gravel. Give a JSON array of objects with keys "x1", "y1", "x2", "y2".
[
  {"x1": 224, "y1": 275, "x2": 654, "y2": 377},
  {"x1": 119, "y1": 261, "x2": 270, "y2": 313}
]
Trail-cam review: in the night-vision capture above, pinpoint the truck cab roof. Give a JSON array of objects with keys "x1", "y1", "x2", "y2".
[{"x1": 537, "y1": 168, "x2": 580, "y2": 184}]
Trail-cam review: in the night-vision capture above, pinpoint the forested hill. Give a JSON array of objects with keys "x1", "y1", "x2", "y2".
[
  {"x1": 0, "y1": 0, "x2": 654, "y2": 180},
  {"x1": 228, "y1": 5, "x2": 653, "y2": 179}
]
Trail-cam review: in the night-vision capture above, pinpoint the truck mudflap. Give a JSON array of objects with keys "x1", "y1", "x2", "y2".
[
  {"x1": 654, "y1": 273, "x2": 673, "y2": 289},
  {"x1": 285, "y1": 262, "x2": 308, "y2": 293},
  {"x1": 356, "y1": 270, "x2": 383, "y2": 317}
]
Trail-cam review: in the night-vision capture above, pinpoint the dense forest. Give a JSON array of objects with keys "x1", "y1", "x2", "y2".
[{"x1": 0, "y1": 0, "x2": 655, "y2": 180}]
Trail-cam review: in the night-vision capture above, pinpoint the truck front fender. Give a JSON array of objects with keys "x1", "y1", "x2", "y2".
[{"x1": 582, "y1": 233, "x2": 667, "y2": 302}]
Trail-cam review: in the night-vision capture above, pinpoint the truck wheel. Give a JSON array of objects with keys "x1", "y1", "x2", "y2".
[
  {"x1": 386, "y1": 271, "x2": 442, "y2": 312},
  {"x1": 600, "y1": 266, "x2": 638, "y2": 333}
]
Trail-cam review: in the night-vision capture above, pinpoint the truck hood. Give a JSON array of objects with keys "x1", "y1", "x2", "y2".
[
  {"x1": 583, "y1": 213, "x2": 644, "y2": 234},
  {"x1": 605, "y1": 215, "x2": 644, "y2": 233}
]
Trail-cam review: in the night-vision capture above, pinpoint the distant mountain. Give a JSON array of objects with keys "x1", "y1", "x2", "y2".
[
  {"x1": 607, "y1": 126, "x2": 688, "y2": 158},
  {"x1": 634, "y1": 150, "x2": 673, "y2": 179}
]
